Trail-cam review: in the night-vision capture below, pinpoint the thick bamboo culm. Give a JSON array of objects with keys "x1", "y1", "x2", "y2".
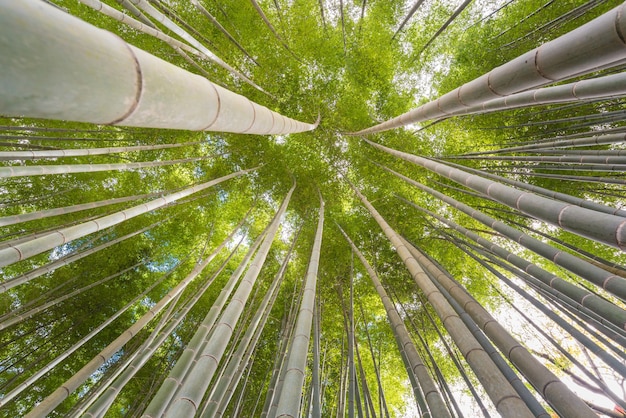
[
  {"x1": 365, "y1": 139, "x2": 626, "y2": 252},
  {"x1": 352, "y1": 2, "x2": 626, "y2": 135},
  {"x1": 0, "y1": 0, "x2": 318, "y2": 134},
  {"x1": 442, "y1": 71, "x2": 626, "y2": 118}
]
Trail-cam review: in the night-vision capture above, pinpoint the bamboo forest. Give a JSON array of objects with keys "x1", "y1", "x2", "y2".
[{"x1": 2, "y1": 0, "x2": 626, "y2": 416}]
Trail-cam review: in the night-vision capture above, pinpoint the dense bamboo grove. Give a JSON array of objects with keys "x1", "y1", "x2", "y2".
[{"x1": 1, "y1": 0, "x2": 626, "y2": 417}]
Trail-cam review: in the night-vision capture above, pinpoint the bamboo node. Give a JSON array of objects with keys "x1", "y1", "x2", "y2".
[
  {"x1": 616, "y1": 3, "x2": 626, "y2": 44},
  {"x1": 109, "y1": 38, "x2": 143, "y2": 125}
]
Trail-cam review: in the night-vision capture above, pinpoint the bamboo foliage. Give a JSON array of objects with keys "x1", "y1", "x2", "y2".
[
  {"x1": 0, "y1": 1, "x2": 318, "y2": 133},
  {"x1": 392, "y1": 0, "x2": 427, "y2": 40},
  {"x1": 248, "y1": 0, "x2": 303, "y2": 63},
  {"x1": 416, "y1": 0, "x2": 474, "y2": 56},
  {"x1": 0, "y1": 261, "x2": 144, "y2": 331},
  {"x1": 191, "y1": 0, "x2": 259, "y2": 66}
]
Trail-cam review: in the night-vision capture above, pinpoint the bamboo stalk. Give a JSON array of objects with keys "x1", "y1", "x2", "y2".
[
  {"x1": 405, "y1": 200, "x2": 626, "y2": 343},
  {"x1": 0, "y1": 168, "x2": 255, "y2": 268},
  {"x1": 162, "y1": 182, "x2": 295, "y2": 417},
  {"x1": 85, "y1": 230, "x2": 246, "y2": 417},
  {"x1": 204, "y1": 225, "x2": 301, "y2": 417},
  {"x1": 400, "y1": 237, "x2": 596, "y2": 418},
  {"x1": 17, "y1": 257, "x2": 183, "y2": 415},
  {"x1": 191, "y1": 0, "x2": 259, "y2": 66},
  {"x1": 346, "y1": 177, "x2": 535, "y2": 417},
  {"x1": 275, "y1": 194, "x2": 324, "y2": 418},
  {"x1": 0, "y1": 1, "x2": 318, "y2": 133},
  {"x1": 0, "y1": 155, "x2": 211, "y2": 178},
  {"x1": 352, "y1": 2, "x2": 626, "y2": 134},
  {"x1": 432, "y1": 158, "x2": 626, "y2": 217},
  {"x1": 0, "y1": 220, "x2": 163, "y2": 292},
  {"x1": 0, "y1": 190, "x2": 173, "y2": 227},
  {"x1": 366, "y1": 139, "x2": 626, "y2": 252},
  {"x1": 77, "y1": 0, "x2": 204, "y2": 58},
  {"x1": 0, "y1": 141, "x2": 199, "y2": 160},
  {"x1": 337, "y1": 224, "x2": 450, "y2": 417}
]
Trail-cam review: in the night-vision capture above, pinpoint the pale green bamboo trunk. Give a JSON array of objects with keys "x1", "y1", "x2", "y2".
[
  {"x1": 433, "y1": 158, "x2": 626, "y2": 217},
  {"x1": 0, "y1": 220, "x2": 162, "y2": 292},
  {"x1": 0, "y1": 155, "x2": 210, "y2": 178},
  {"x1": 0, "y1": 141, "x2": 199, "y2": 160},
  {"x1": 0, "y1": 168, "x2": 254, "y2": 268},
  {"x1": 337, "y1": 224, "x2": 450, "y2": 418},
  {"x1": 78, "y1": 0, "x2": 204, "y2": 57},
  {"x1": 383, "y1": 164, "x2": 626, "y2": 320},
  {"x1": 84, "y1": 234, "x2": 245, "y2": 417},
  {"x1": 0, "y1": 1, "x2": 318, "y2": 133},
  {"x1": 129, "y1": 0, "x2": 264, "y2": 93},
  {"x1": 346, "y1": 178, "x2": 535, "y2": 418},
  {"x1": 365, "y1": 139, "x2": 626, "y2": 252},
  {"x1": 78, "y1": 291, "x2": 185, "y2": 418},
  {"x1": 142, "y1": 228, "x2": 267, "y2": 417},
  {"x1": 274, "y1": 195, "x2": 324, "y2": 418},
  {"x1": 202, "y1": 227, "x2": 300, "y2": 417},
  {"x1": 445, "y1": 71, "x2": 626, "y2": 119},
  {"x1": 19, "y1": 257, "x2": 187, "y2": 416},
  {"x1": 403, "y1": 200, "x2": 626, "y2": 349},
  {"x1": 400, "y1": 236, "x2": 597, "y2": 417},
  {"x1": 460, "y1": 132, "x2": 626, "y2": 155},
  {"x1": 0, "y1": 190, "x2": 166, "y2": 227},
  {"x1": 353, "y1": 3, "x2": 626, "y2": 135},
  {"x1": 161, "y1": 183, "x2": 296, "y2": 417},
  {"x1": 82, "y1": 213, "x2": 251, "y2": 415}
]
